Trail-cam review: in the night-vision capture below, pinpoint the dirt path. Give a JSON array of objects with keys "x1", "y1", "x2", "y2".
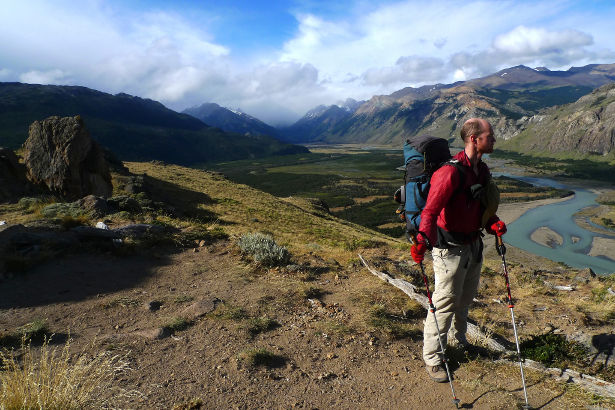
[{"x1": 0, "y1": 240, "x2": 591, "y2": 409}]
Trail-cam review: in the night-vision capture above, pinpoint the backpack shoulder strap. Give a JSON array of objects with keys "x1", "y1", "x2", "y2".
[{"x1": 443, "y1": 159, "x2": 466, "y2": 197}]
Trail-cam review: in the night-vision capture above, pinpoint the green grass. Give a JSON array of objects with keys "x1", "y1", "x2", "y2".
[
  {"x1": 237, "y1": 348, "x2": 286, "y2": 368},
  {"x1": 521, "y1": 333, "x2": 587, "y2": 368},
  {"x1": 245, "y1": 316, "x2": 280, "y2": 337},
  {"x1": 492, "y1": 149, "x2": 615, "y2": 182},
  {"x1": 209, "y1": 148, "x2": 574, "y2": 241},
  {"x1": 210, "y1": 303, "x2": 248, "y2": 321},
  {"x1": 162, "y1": 317, "x2": 193, "y2": 334}
]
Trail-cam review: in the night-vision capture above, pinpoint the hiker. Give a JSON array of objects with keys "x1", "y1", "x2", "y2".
[{"x1": 410, "y1": 118, "x2": 507, "y2": 383}]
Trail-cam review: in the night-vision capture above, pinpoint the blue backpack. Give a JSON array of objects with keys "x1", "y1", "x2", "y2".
[{"x1": 394, "y1": 135, "x2": 465, "y2": 240}]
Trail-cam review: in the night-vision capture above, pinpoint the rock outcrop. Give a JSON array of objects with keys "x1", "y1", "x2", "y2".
[{"x1": 23, "y1": 116, "x2": 112, "y2": 199}]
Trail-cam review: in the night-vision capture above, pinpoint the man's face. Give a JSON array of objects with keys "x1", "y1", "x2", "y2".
[{"x1": 475, "y1": 122, "x2": 495, "y2": 154}]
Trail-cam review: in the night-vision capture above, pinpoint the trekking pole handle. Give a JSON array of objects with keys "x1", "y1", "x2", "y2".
[{"x1": 496, "y1": 235, "x2": 506, "y2": 256}]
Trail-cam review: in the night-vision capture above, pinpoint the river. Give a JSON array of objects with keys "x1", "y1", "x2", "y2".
[{"x1": 501, "y1": 175, "x2": 615, "y2": 274}]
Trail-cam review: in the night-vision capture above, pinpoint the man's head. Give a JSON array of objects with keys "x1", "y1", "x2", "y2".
[{"x1": 460, "y1": 118, "x2": 495, "y2": 154}]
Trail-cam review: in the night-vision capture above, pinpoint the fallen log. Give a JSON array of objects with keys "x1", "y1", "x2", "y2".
[
  {"x1": 358, "y1": 254, "x2": 615, "y2": 399},
  {"x1": 358, "y1": 254, "x2": 507, "y2": 352}
]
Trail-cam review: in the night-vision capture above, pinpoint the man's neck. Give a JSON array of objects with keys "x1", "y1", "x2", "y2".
[{"x1": 464, "y1": 147, "x2": 482, "y2": 172}]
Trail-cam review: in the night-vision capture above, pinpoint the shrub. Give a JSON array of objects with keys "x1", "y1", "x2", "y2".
[
  {"x1": 18, "y1": 197, "x2": 48, "y2": 213},
  {"x1": 521, "y1": 333, "x2": 587, "y2": 367},
  {"x1": 237, "y1": 348, "x2": 285, "y2": 368},
  {"x1": 40, "y1": 202, "x2": 85, "y2": 219},
  {"x1": 238, "y1": 233, "x2": 291, "y2": 267},
  {"x1": 210, "y1": 303, "x2": 247, "y2": 321},
  {"x1": 0, "y1": 338, "x2": 127, "y2": 408},
  {"x1": 162, "y1": 317, "x2": 192, "y2": 334},
  {"x1": 245, "y1": 316, "x2": 280, "y2": 337},
  {"x1": 343, "y1": 238, "x2": 384, "y2": 251}
]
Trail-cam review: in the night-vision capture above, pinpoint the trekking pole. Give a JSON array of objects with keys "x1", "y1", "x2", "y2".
[
  {"x1": 496, "y1": 236, "x2": 530, "y2": 409},
  {"x1": 413, "y1": 236, "x2": 460, "y2": 408}
]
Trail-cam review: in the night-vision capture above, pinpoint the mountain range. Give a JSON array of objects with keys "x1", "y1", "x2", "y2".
[
  {"x1": 182, "y1": 103, "x2": 282, "y2": 140},
  {"x1": 277, "y1": 64, "x2": 615, "y2": 154},
  {"x1": 0, "y1": 83, "x2": 307, "y2": 165},
  {"x1": 2, "y1": 63, "x2": 614, "y2": 164},
  {"x1": 501, "y1": 82, "x2": 615, "y2": 156}
]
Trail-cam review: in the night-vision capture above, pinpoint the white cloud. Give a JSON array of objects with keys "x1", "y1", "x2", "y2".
[
  {"x1": 362, "y1": 56, "x2": 446, "y2": 86},
  {"x1": 493, "y1": 26, "x2": 592, "y2": 56},
  {"x1": 19, "y1": 69, "x2": 71, "y2": 84},
  {"x1": 0, "y1": 0, "x2": 613, "y2": 125}
]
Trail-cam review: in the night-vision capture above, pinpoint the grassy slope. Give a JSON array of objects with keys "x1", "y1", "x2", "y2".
[
  {"x1": 3, "y1": 160, "x2": 615, "y2": 407},
  {"x1": 126, "y1": 161, "x2": 400, "y2": 258}
]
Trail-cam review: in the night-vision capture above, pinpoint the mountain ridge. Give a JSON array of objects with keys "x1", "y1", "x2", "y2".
[
  {"x1": 182, "y1": 102, "x2": 282, "y2": 140},
  {"x1": 0, "y1": 82, "x2": 308, "y2": 165},
  {"x1": 280, "y1": 63, "x2": 615, "y2": 154}
]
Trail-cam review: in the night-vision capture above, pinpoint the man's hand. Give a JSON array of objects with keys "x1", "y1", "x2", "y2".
[
  {"x1": 411, "y1": 242, "x2": 427, "y2": 264},
  {"x1": 488, "y1": 220, "x2": 507, "y2": 237}
]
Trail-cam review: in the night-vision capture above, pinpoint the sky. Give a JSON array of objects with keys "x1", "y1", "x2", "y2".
[{"x1": 1, "y1": 0, "x2": 614, "y2": 125}]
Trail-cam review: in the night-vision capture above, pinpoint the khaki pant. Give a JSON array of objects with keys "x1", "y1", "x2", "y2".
[{"x1": 423, "y1": 239, "x2": 483, "y2": 366}]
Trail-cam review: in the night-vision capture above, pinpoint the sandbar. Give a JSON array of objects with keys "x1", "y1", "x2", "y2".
[{"x1": 497, "y1": 196, "x2": 572, "y2": 225}]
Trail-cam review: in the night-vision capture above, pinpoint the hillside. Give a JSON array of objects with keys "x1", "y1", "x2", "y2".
[
  {"x1": 182, "y1": 102, "x2": 282, "y2": 139},
  {"x1": 500, "y1": 82, "x2": 615, "y2": 157},
  {"x1": 282, "y1": 63, "x2": 615, "y2": 151},
  {"x1": 1, "y1": 161, "x2": 615, "y2": 408},
  {"x1": 0, "y1": 83, "x2": 307, "y2": 165}
]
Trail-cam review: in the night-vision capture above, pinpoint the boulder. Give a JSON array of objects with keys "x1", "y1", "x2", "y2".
[
  {"x1": 23, "y1": 116, "x2": 112, "y2": 199},
  {"x1": 77, "y1": 195, "x2": 109, "y2": 217}
]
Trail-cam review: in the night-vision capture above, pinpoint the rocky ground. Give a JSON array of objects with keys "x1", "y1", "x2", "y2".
[{"x1": 1, "y1": 162, "x2": 615, "y2": 409}]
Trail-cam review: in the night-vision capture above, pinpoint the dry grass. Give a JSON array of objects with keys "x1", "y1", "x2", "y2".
[
  {"x1": 0, "y1": 337, "x2": 128, "y2": 409},
  {"x1": 124, "y1": 161, "x2": 400, "y2": 264}
]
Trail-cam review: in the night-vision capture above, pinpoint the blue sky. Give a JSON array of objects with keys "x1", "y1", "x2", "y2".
[{"x1": 1, "y1": 0, "x2": 614, "y2": 124}]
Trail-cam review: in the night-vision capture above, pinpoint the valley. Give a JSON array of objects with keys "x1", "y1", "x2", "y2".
[{"x1": 211, "y1": 146, "x2": 580, "y2": 238}]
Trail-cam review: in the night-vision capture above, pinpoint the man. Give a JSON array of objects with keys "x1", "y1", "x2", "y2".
[{"x1": 410, "y1": 118, "x2": 507, "y2": 382}]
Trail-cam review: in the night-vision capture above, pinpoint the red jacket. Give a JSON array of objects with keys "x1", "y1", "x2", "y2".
[{"x1": 418, "y1": 151, "x2": 499, "y2": 247}]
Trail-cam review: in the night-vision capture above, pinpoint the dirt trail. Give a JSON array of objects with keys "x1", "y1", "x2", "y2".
[{"x1": 0, "y1": 240, "x2": 588, "y2": 409}]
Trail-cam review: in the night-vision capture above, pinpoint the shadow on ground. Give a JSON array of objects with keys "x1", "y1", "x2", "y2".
[{"x1": 0, "y1": 250, "x2": 174, "y2": 309}]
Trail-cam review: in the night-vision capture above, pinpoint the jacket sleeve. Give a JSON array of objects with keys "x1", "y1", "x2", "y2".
[{"x1": 417, "y1": 165, "x2": 461, "y2": 247}]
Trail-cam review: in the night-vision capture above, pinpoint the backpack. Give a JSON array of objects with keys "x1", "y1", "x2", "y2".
[{"x1": 394, "y1": 135, "x2": 465, "y2": 241}]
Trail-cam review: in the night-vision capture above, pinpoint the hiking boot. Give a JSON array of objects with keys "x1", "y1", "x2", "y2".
[{"x1": 426, "y1": 364, "x2": 449, "y2": 383}]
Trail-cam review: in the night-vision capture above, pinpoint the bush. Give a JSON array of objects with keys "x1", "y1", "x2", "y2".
[
  {"x1": 162, "y1": 317, "x2": 193, "y2": 334},
  {"x1": 521, "y1": 333, "x2": 587, "y2": 367},
  {"x1": 18, "y1": 197, "x2": 46, "y2": 213},
  {"x1": 238, "y1": 233, "x2": 291, "y2": 267},
  {"x1": 245, "y1": 316, "x2": 280, "y2": 337},
  {"x1": 40, "y1": 202, "x2": 84, "y2": 218},
  {"x1": 237, "y1": 348, "x2": 285, "y2": 368}
]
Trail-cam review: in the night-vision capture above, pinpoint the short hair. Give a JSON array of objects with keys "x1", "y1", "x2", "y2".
[{"x1": 460, "y1": 118, "x2": 482, "y2": 141}]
